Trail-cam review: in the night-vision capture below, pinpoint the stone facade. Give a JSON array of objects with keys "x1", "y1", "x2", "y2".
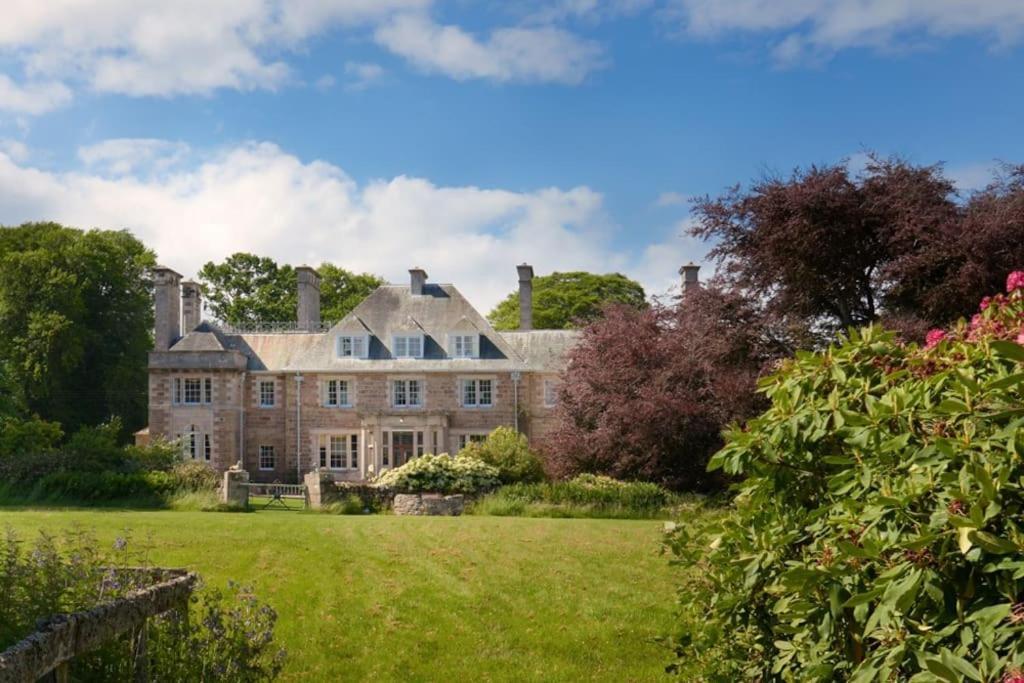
[{"x1": 146, "y1": 265, "x2": 579, "y2": 484}]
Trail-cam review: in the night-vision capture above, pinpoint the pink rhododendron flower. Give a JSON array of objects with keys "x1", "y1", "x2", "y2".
[
  {"x1": 1004, "y1": 671, "x2": 1024, "y2": 683},
  {"x1": 971, "y1": 314, "x2": 983, "y2": 329},
  {"x1": 925, "y1": 329, "x2": 946, "y2": 348},
  {"x1": 1018, "y1": 330, "x2": 1024, "y2": 345},
  {"x1": 980, "y1": 296, "x2": 991, "y2": 311},
  {"x1": 1007, "y1": 271, "x2": 1024, "y2": 293}
]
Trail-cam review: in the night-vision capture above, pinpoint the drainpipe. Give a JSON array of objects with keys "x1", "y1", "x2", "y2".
[
  {"x1": 238, "y1": 372, "x2": 246, "y2": 468},
  {"x1": 511, "y1": 370, "x2": 522, "y2": 433},
  {"x1": 295, "y1": 373, "x2": 304, "y2": 484}
]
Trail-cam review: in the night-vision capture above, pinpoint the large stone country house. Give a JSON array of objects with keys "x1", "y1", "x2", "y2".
[{"x1": 146, "y1": 264, "x2": 582, "y2": 483}]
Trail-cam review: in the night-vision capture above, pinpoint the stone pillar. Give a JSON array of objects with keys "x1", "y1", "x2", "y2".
[
  {"x1": 517, "y1": 263, "x2": 534, "y2": 331},
  {"x1": 296, "y1": 266, "x2": 321, "y2": 330},
  {"x1": 181, "y1": 280, "x2": 202, "y2": 333},
  {"x1": 303, "y1": 471, "x2": 323, "y2": 507},
  {"x1": 222, "y1": 468, "x2": 249, "y2": 508},
  {"x1": 153, "y1": 267, "x2": 182, "y2": 351},
  {"x1": 679, "y1": 262, "x2": 700, "y2": 295}
]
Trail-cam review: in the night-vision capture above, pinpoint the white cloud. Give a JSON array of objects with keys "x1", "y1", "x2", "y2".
[
  {"x1": 654, "y1": 191, "x2": 687, "y2": 207},
  {"x1": 947, "y1": 161, "x2": 998, "y2": 193},
  {"x1": 344, "y1": 61, "x2": 385, "y2": 90},
  {"x1": 0, "y1": 139, "x2": 697, "y2": 310},
  {"x1": 78, "y1": 138, "x2": 191, "y2": 176},
  {"x1": 374, "y1": 13, "x2": 606, "y2": 84},
  {"x1": 666, "y1": 0, "x2": 1024, "y2": 63},
  {"x1": 0, "y1": 139, "x2": 30, "y2": 163},
  {"x1": 0, "y1": 75, "x2": 72, "y2": 114},
  {"x1": 0, "y1": 0, "x2": 425, "y2": 102}
]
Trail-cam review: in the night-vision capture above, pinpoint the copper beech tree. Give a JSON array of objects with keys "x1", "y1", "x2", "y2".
[
  {"x1": 691, "y1": 155, "x2": 1024, "y2": 340},
  {"x1": 542, "y1": 287, "x2": 795, "y2": 490}
]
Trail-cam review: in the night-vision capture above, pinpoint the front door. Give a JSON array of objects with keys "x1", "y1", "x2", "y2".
[{"x1": 392, "y1": 431, "x2": 415, "y2": 467}]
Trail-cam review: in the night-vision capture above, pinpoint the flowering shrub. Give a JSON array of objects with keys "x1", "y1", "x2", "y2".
[
  {"x1": 373, "y1": 453, "x2": 500, "y2": 494},
  {"x1": 458, "y1": 427, "x2": 545, "y2": 484},
  {"x1": 668, "y1": 273, "x2": 1024, "y2": 680}
]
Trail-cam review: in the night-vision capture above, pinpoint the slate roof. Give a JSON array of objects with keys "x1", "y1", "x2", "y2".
[{"x1": 168, "y1": 283, "x2": 578, "y2": 373}]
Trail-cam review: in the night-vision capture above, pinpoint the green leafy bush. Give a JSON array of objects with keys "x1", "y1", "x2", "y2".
[
  {"x1": 458, "y1": 426, "x2": 545, "y2": 483},
  {"x1": 0, "y1": 415, "x2": 62, "y2": 457},
  {"x1": 472, "y1": 473, "x2": 683, "y2": 519},
  {"x1": 374, "y1": 453, "x2": 500, "y2": 494},
  {"x1": 170, "y1": 460, "x2": 220, "y2": 492},
  {"x1": 667, "y1": 273, "x2": 1024, "y2": 681}
]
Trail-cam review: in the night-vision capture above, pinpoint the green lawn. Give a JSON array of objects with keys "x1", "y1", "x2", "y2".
[{"x1": 0, "y1": 508, "x2": 681, "y2": 682}]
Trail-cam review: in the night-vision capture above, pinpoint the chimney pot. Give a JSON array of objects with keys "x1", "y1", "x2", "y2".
[
  {"x1": 296, "y1": 266, "x2": 321, "y2": 330},
  {"x1": 517, "y1": 263, "x2": 534, "y2": 331},
  {"x1": 153, "y1": 266, "x2": 182, "y2": 351},
  {"x1": 409, "y1": 267, "x2": 428, "y2": 296}
]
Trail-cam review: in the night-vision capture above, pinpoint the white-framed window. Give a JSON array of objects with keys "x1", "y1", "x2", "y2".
[
  {"x1": 460, "y1": 378, "x2": 493, "y2": 408},
  {"x1": 317, "y1": 434, "x2": 359, "y2": 471},
  {"x1": 450, "y1": 334, "x2": 477, "y2": 358},
  {"x1": 457, "y1": 433, "x2": 488, "y2": 451},
  {"x1": 382, "y1": 431, "x2": 390, "y2": 466},
  {"x1": 184, "y1": 378, "x2": 202, "y2": 405},
  {"x1": 392, "y1": 379, "x2": 422, "y2": 408},
  {"x1": 322, "y1": 378, "x2": 352, "y2": 408},
  {"x1": 259, "y1": 380, "x2": 275, "y2": 407},
  {"x1": 259, "y1": 445, "x2": 275, "y2": 471},
  {"x1": 204, "y1": 434, "x2": 212, "y2": 461},
  {"x1": 174, "y1": 376, "x2": 212, "y2": 406},
  {"x1": 337, "y1": 335, "x2": 368, "y2": 359},
  {"x1": 544, "y1": 379, "x2": 559, "y2": 408},
  {"x1": 392, "y1": 334, "x2": 423, "y2": 359}
]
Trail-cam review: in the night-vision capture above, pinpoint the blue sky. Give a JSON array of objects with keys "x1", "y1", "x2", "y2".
[{"x1": 1, "y1": 1, "x2": 1023, "y2": 310}]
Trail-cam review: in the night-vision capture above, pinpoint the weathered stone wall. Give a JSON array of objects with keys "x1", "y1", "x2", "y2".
[
  {"x1": 392, "y1": 493, "x2": 465, "y2": 516},
  {"x1": 222, "y1": 468, "x2": 249, "y2": 507}
]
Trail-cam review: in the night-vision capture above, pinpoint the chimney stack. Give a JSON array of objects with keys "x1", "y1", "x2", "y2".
[
  {"x1": 409, "y1": 267, "x2": 428, "y2": 296},
  {"x1": 517, "y1": 263, "x2": 534, "y2": 331},
  {"x1": 296, "y1": 266, "x2": 321, "y2": 330},
  {"x1": 153, "y1": 266, "x2": 182, "y2": 351},
  {"x1": 181, "y1": 280, "x2": 202, "y2": 332},
  {"x1": 679, "y1": 262, "x2": 700, "y2": 295}
]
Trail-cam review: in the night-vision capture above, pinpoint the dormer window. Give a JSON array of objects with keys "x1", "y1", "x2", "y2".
[
  {"x1": 449, "y1": 334, "x2": 478, "y2": 359},
  {"x1": 392, "y1": 334, "x2": 423, "y2": 359},
  {"x1": 337, "y1": 334, "x2": 368, "y2": 359}
]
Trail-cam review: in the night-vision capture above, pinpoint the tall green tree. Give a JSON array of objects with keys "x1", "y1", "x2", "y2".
[
  {"x1": 0, "y1": 222, "x2": 155, "y2": 435},
  {"x1": 198, "y1": 253, "x2": 383, "y2": 325},
  {"x1": 487, "y1": 271, "x2": 646, "y2": 330}
]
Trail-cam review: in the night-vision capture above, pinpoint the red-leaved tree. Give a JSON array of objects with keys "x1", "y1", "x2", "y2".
[{"x1": 542, "y1": 287, "x2": 795, "y2": 490}]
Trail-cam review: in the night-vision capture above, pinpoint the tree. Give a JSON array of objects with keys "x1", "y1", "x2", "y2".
[
  {"x1": 488, "y1": 271, "x2": 646, "y2": 330},
  {"x1": 0, "y1": 222, "x2": 156, "y2": 435},
  {"x1": 542, "y1": 287, "x2": 792, "y2": 490},
  {"x1": 198, "y1": 254, "x2": 295, "y2": 324},
  {"x1": 318, "y1": 264, "x2": 385, "y2": 322},
  {"x1": 198, "y1": 254, "x2": 383, "y2": 325},
  {"x1": 691, "y1": 155, "x2": 1024, "y2": 339}
]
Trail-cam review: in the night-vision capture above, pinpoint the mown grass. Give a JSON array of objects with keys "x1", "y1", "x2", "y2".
[{"x1": 0, "y1": 507, "x2": 693, "y2": 682}]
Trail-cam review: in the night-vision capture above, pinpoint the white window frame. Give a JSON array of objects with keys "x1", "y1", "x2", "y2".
[
  {"x1": 173, "y1": 376, "x2": 213, "y2": 406},
  {"x1": 321, "y1": 377, "x2": 353, "y2": 408},
  {"x1": 259, "y1": 380, "x2": 276, "y2": 408},
  {"x1": 543, "y1": 379, "x2": 559, "y2": 408},
  {"x1": 316, "y1": 433, "x2": 360, "y2": 471},
  {"x1": 259, "y1": 445, "x2": 275, "y2": 471},
  {"x1": 392, "y1": 334, "x2": 424, "y2": 359},
  {"x1": 460, "y1": 377, "x2": 494, "y2": 408},
  {"x1": 449, "y1": 333, "x2": 478, "y2": 359},
  {"x1": 391, "y1": 378, "x2": 423, "y2": 408},
  {"x1": 336, "y1": 334, "x2": 368, "y2": 359}
]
